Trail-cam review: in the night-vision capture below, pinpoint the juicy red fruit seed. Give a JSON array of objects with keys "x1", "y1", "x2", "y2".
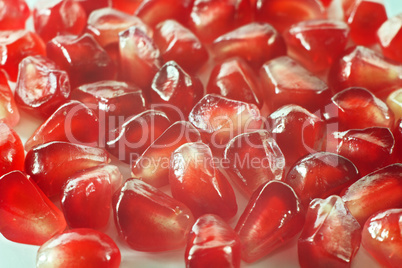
[
  {"x1": 341, "y1": 163, "x2": 402, "y2": 226},
  {"x1": 36, "y1": 228, "x2": 121, "y2": 268},
  {"x1": 47, "y1": 33, "x2": 116, "y2": 88},
  {"x1": 113, "y1": 179, "x2": 194, "y2": 252},
  {"x1": 25, "y1": 141, "x2": 110, "y2": 197},
  {"x1": 0, "y1": 70, "x2": 20, "y2": 127},
  {"x1": 112, "y1": 0, "x2": 142, "y2": 14},
  {"x1": 0, "y1": 123, "x2": 24, "y2": 176},
  {"x1": 284, "y1": 152, "x2": 359, "y2": 207},
  {"x1": 61, "y1": 164, "x2": 123, "y2": 230},
  {"x1": 74, "y1": 0, "x2": 110, "y2": 15},
  {"x1": 211, "y1": 22, "x2": 286, "y2": 70},
  {"x1": 362, "y1": 209, "x2": 402, "y2": 268},
  {"x1": 25, "y1": 100, "x2": 100, "y2": 151},
  {"x1": 185, "y1": 214, "x2": 241, "y2": 268},
  {"x1": 15, "y1": 55, "x2": 71, "y2": 119},
  {"x1": 132, "y1": 121, "x2": 201, "y2": 188},
  {"x1": 169, "y1": 142, "x2": 237, "y2": 220},
  {"x1": 223, "y1": 130, "x2": 285, "y2": 197},
  {"x1": 298, "y1": 195, "x2": 361, "y2": 268},
  {"x1": 33, "y1": 0, "x2": 87, "y2": 43},
  {"x1": 235, "y1": 180, "x2": 305, "y2": 263},
  {"x1": 150, "y1": 61, "x2": 204, "y2": 122},
  {"x1": 0, "y1": 171, "x2": 66, "y2": 245},
  {"x1": 377, "y1": 14, "x2": 402, "y2": 63},
  {"x1": 0, "y1": 0, "x2": 30, "y2": 30}
]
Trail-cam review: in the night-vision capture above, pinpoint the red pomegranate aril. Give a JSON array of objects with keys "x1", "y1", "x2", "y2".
[
  {"x1": 188, "y1": 0, "x2": 253, "y2": 44},
  {"x1": 386, "y1": 88, "x2": 402, "y2": 119},
  {"x1": 326, "y1": 87, "x2": 394, "y2": 131},
  {"x1": 47, "y1": 33, "x2": 116, "y2": 88},
  {"x1": 328, "y1": 46, "x2": 402, "y2": 98},
  {"x1": 298, "y1": 195, "x2": 361, "y2": 268},
  {"x1": 112, "y1": 0, "x2": 142, "y2": 14},
  {"x1": 0, "y1": 30, "x2": 46, "y2": 82},
  {"x1": 132, "y1": 121, "x2": 201, "y2": 187},
  {"x1": 107, "y1": 109, "x2": 171, "y2": 164},
  {"x1": 185, "y1": 214, "x2": 241, "y2": 268},
  {"x1": 188, "y1": 94, "x2": 263, "y2": 151},
  {"x1": 0, "y1": 0, "x2": 30, "y2": 30},
  {"x1": 235, "y1": 180, "x2": 305, "y2": 263},
  {"x1": 25, "y1": 141, "x2": 110, "y2": 197},
  {"x1": 169, "y1": 142, "x2": 237, "y2": 220},
  {"x1": 260, "y1": 56, "x2": 331, "y2": 113},
  {"x1": 341, "y1": 163, "x2": 402, "y2": 226},
  {"x1": 0, "y1": 123, "x2": 24, "y2": 176},
  {"x1": 284, "y1": 152, "x2": 359, "y2": 207},
  {"x1": 255, "y1": 0, "x2": 325, "y2": 33},
  {"x1": 154, "y1": 19, "x2": 208, "y2": 74},
  {"x1": 34, "y1": 0, "x2": 87, "y2": 43},
  {"x1": 113, "y1": 178, "x2": 194, "y2": 251},
  {"x1": 391, "y1": 119, "x2": 402, "y2": 163},
  {"x1": 135, "y1": 0, "x2": 192, "y2": 29},
  {"x1": 211, "y1": 22, "x2": 286, "y2": 70},
  {"x1": 207, "y1": 58, "x2": 263, "y2": 109},
  {"x1": 0, "y1": 171, "x2": 66, "y2": 245},
  {"x1": 283, "y1": 20, "x2": 350, "y2": 73},
  {"x1": 15, "y1": 55, "x2": 71, "y2": 119},
  {"x1": 150, "y1": 61, "x2": 204, "y2": 122},
  {"x1": 119, "y1": 26, "x2": 162, "y2": 89},
  {"x1": 327, "y1": 127, "x2": 395, "y2": 176},
  {"x1": 74, "y1": 0, "x2": 110, "y2": 15},
  {"x1": 223, "y1": 130, "x2": 285, "y2": 197},
  {"x1": 25, "y1": 100, "x2": 100, "y2": 151},
  {"x1": 0, "y1": 71, "x2": 19, "y2": 127},
  {"x1": 61, "y1": 164, "x2": 122, "y2": 229},
  {"x1": 362, "y1": 209, "x2": 402, "y2": 268},
  {"x1": 346, "y1": 0, "x2": 387, "y2": 46},
  {"x1": 377, "y1": 14, "x2": 402, "y2": 63},
  {"x1": 265, "y1": 104, "x2": 326, "y2": 170},
  {"x1": 36, "y1": 228, "x2": 121, "y2": 268}
]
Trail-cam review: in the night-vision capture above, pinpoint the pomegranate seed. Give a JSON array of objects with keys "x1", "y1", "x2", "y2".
[
  {"x1": 0, "y1": 70, "x2": 20, "y2": 127},
  {"x1": 328, "y1": 46, "x2": 402, "y2": 98},
  {"x1": 346, "y1": 0, "x2": 387, "y2": 46},
  {"x1": 298, "y1": 195, "x2": 361, "y2": 267},
  {"x1": 235, "y1": 180, "x2": 305, "y2": 263},
  {"x1": 391, "y1": 119, "x2": 402, "y2": 163},
  {"x1": 0, "y1": 123, "x2": 24, "y2": 176},
  {"x1": 119, "y1": 26, "x2": 162, "y2": 89},
  {"x1": 132, "y1": 121, "x2": 201, "y2": 187},
  {"x1": 265, "y1": 104, "x2": 326, "y2": 170},
  {"x1": 170, "y1": 142, "x2": 237, "y2": 220},
  {"x1": 113, "y1": 178, "x2": 194, "y2": 251},
  {"x1": 185, "y1": 214, "x2": 241, "y2": 268},
  {"x1": 284, "y1": 152, "x2": 359, "y2": 207},
  {"x1": 283, "y1": 19, "x2": 350, "y2": 73},
  {"x1": 255, "y1": 0, "x2": 325, "y2": 33},
  {"x1": 341, "y1": 163, "x2": 402, "y2": 225},
  {"x1": 112, "y1": 0, "x2": 142, "y2": 14},
  {"x1": 207, "y1": 58, "x2": 263, "y2": 108},
  {"x1": 223, "y1": 130, "x2": 285, "y2": 196},
  {"x1": 74, "y1": 0, "x2": 110, "y2": 15},
  {"x1": 61, "y1": 164, "x2": 122, "y2": 229},
  {"x1": 326, "y1": 127, "x2": 395, "y2": 176},
  {"x1": 154, "y1": 19, "x2": 208, "y2": 74},
  {"x1": 15, "y1": 56, "x2": 71, "y2": 119},
  {"x1": 386, "y1": 88, "x2": 402, "y2": 119},
  {"x1": 25, "y1": 100, "x2": 100, "y2": 151},
  {"x1": 377, "y1": 14, "x2": 402, "y2": 63},
  {"x1": 47, "y1": 33, "x2": 116, "y2": 88},
  {"x1": 260, "y1": 56, "x2": 331, "y2": 113},
  {"x1": 0, "y1": 0, "x2": 30, "y2": 30},
  {"x1": 150, "y1": 61, "x2": 204, "y2": 122},
  {"x1": 25, "y1": 141, "x2": 110, "y2": 197},
  {"x1": 211, "y1": 22, "x2": 286, "y2": 70},
  {"x1": 0, "y1": 171, "x2": 66, "y2": 245},
  {"x1": 106, "y1": 109, "x2": 171, "y2": 164},
  {"x1": 362, "y1": 209, "x2": 402, "y2": 268},
  {"x1": 0, "y1": 30, "x2": 46, "y2": 82},
  {"x1": 36, "y1": 228, "x2": 121, "y2": 268},
  {"x1": 33, "y1": 0, "x2": 87, "y2": 43}
]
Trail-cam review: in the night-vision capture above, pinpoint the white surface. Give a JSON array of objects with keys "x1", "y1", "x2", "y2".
[{"x1": 1, "y1": 0, "x2": 400, "y2": 267}]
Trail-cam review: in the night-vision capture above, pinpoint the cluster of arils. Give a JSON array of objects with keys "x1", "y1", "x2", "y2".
[{"x1": 0, "y1": 0, "x2": 402, "y2": 267}]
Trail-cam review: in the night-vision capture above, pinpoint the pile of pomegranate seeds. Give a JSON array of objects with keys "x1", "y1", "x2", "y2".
[{"x1": 0, "y1": 0, "x2": 402, "y2": 267}]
